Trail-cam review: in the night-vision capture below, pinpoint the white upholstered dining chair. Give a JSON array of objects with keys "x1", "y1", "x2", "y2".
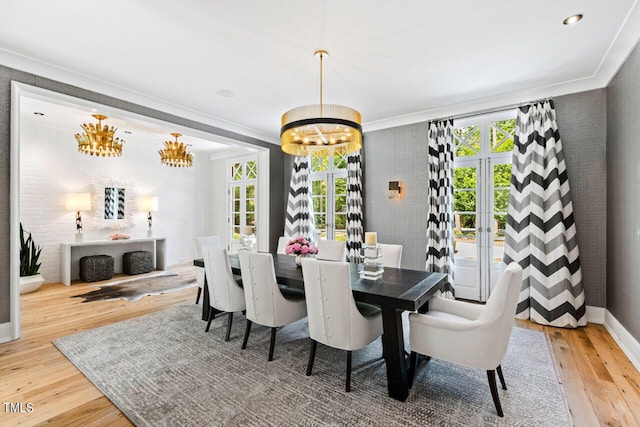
[
  {"x1": 202, "y1": 246, "x2": 246, "y2": 341},
  {"x1": 276, "y1": 236, "x2": 289, "y2": 255},
  {"x1": 378, "y1": 243, "x2": 403, "y2": 268},
  {"x1": 194, "y1": 235, "x2": 221, "y2": 304},
  {"x1": 301, "y1": 258, "x2": 383, "y2": 392},
  {"x1": 408, "y1": 263, "x2": 523, "y2": 417},
  {"x1": 238, "y1": 252, "x2": 307, "y2": 361},
  {"x1": 316, "y1": 239, "x2": 347, "y2": 262}
]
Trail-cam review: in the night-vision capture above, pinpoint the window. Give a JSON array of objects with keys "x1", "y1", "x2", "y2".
[
  {"x1": 452, "y1": 112, "x2": 515, "y2": 301},
  {"x1": 309, "y1": 151, "x2": 348, "y2": 241},
  {"x1": 228, "y1": 158, "x2": 258, "y2": 245}
]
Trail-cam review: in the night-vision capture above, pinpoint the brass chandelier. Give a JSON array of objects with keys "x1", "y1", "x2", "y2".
[
  {"x1": 281, "y1": 50, "x2": 362, "y2": 156},
  {"x1": 75, "y1": 114, "x2": 124, "y2": 157},
  {"x1": 158, "y1": 133, "x2": 193, "y2": 168}
]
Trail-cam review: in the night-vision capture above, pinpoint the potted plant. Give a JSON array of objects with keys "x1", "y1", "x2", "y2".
[{"x1": 20, "y1": 223, "x2": 45, "y2": 294}]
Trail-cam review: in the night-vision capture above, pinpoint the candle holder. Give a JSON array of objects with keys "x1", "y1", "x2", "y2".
[
  {"x1": 360, "y1": 244, "x2": 384, "y2": 281},
  {"x1": 239, "y1": 233, "x2": 256, "y2": 251}
]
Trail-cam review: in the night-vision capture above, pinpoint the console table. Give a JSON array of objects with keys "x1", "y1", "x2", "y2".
[{"x1": 60, "y1": 237, "x2": 166, "y2": 285}]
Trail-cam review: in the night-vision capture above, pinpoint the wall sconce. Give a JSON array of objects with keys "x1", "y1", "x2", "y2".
[
  {"x1": 388, "y1": 181, "x2": 402, "y2": 199},
  {"x1": 139, "y1": 196, "x2": 158, "y2": 237},
  {"x1": 65, "y1": 193, "x2": 92, "y2": 241}
]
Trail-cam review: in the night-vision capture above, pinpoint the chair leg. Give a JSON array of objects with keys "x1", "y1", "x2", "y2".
[
  {"x1": 496, "y1": 365, "x2": 507, "y2": 390},
  {"x1": 241, "y1": 319, "x2": 252, "y2": 349},
  {"x1": 408, "y1": 351, "x2": 418, "y2": 388},
  {"x1": 268, "y1": 327, "x2": 277, "y2": 361},
  {"x1": 205, "y1": 308, "x2": 214, "y2": 332},
  {"x1": 225, "y1": 312, "x2": 233, "y2": 341},
  {"x1": 195, "y1": 287, "x2": 202, "y2": 305},
  {"x1": 345, "y1": 350, "x2": 353, "y2": 392},
  {"x1": 487, "y1": 370, "x2": 504, "y2": 417},
  {"x1": 306, "y1": 339, "x2": 317, "y2": 376}
]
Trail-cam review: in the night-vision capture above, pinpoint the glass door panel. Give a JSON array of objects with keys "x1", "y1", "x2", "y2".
[
  {"x1": 311, "y1": 178, "x2": 327, "y2": 239},
  {"x1": 334, "y1": 177, "x2": 347, "y2": 242}
]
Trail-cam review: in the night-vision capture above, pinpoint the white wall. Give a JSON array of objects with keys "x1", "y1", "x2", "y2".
[{"x1": 19, "y1": 122, "x2": 215, "y2": 283}]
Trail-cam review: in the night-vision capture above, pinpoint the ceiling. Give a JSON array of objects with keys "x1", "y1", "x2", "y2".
[{"x1": 2, "y1": 1, "x2": 639, "y2": 144}]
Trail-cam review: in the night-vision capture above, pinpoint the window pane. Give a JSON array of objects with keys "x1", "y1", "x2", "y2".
[
  {"x1": 334, "y1": 177, "x2": 347, "y2": 196},
  {"x1": 454, "y1": 214, "x2": 477, "y2": 260},
  {"x1": 493, "y1": 164, "x2": 512, "y2": 188},
  {"x1": 334, "y1": 154, "x2": 347, "y2": 170},
  {"x1": 312, "y1": 196, "x2": 324, "y2": 213},
  {"x1": 232, "y1": 163, "x2": 243, "y2": 181},
  {"x1": 494, "y1": 190, "x2": 509, "y2": 213},
  {"x1": 312, "y1": 179, "x2": 326, "y2": 195},
  {"x1": 246, "y1": 160, "x2": 257, "y2": 179},
  {"x1": 454, "y1": 125, "x2": 480, "y2": 157},
  {"x1": 233, "y1": 200, "x2": 240, "y2": 212},
  {"x1": 311, "y1": 155, "x2": 329, "y2": 172},
  {"x1": 245, "y1": 199, "x2": 255, "y2": 213},
  {"x1": 315, "y1": 214, "x2": 326, "y2": 230},
  {"x1": 453, "y1": 167, "x2": 476, "y2": 190},
  {"x1": 233, "y1": 186, "x2": 240, "y2": 199},
  {"x1": 246, "y1": 185, "x2": 255, "y2": 199},
  {"x1": 335, "y1": 196, "x2": 347, "y2": 213},
  {"x1": 233, "y1": 227, "x2": 241, "y2": 240},
  {"x1": 245, "y1": 213, "x2": 255, "y2": 227},
  {"x1": 233, "y1": 213, "x2": 240, "y2": 226},
  {"x1": 493, "y1": 214, "x2": 507, "y2": 262},
  {"x1": 454, "y1": 190, "x2": 476, "y2": 213},
  {"x1": 490, "y1": 119, "x2": 516, "y2": 153}
]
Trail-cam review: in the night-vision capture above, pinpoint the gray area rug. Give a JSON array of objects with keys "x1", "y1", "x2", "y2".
[
  {"x1": 54, "y1": 304, "x2": 570, "y2": 426},
  {"x1": 73, "y1": 271, "x2": 196, "y2": 303}
]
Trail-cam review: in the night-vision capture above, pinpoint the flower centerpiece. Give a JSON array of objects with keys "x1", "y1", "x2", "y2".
[{"x1": 285, "y1": 236, "x2": 318, "y2": 266}]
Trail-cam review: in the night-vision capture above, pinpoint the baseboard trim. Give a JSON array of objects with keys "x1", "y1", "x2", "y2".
[
  {"x1": 604, "y1": 310, "x2": 640, "y2": 372},
  {"x1": 586, "y1": 305, "x2": 605, "y2": 324},
  {"x1": 0, "y1": 322, "x2": 13, "y2": 344}
]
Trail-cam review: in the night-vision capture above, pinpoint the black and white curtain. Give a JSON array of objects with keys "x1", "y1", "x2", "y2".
[
  {"x1": 426, "y1": 120, "x2": 455, "y2": 286},
  {"x1": 284, "y1": 156, "x2": 316, "y2": 241},
  {"x1": 503, "y1": 100, "x2": 586, "y2": 328},
  {"x1": 346, "y1": 151, "x2": 364, "y2": 262}
]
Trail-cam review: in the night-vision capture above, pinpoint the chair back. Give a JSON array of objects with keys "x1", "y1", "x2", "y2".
[
  {"x1": 301, "y1": 258, "x2": 376, "y2": 351},
  {"x1": 316, "y1": 240, "x2": 347, "y2": 261},
  {"x1": 277, "y1": 236, "x2": 289, "y2": 255},
  {"x1": 379, "y1": 243, "x2": 403, "y2": 268},
  {"x1": 239, "y1": 251, "x2": 292, "y2": 327},
  {"x1": 194, "y1": 235, "x2": 220, "y2": 258},
  {"x1": 477, "y1": 263, "x2": 523, "y2": 364},
  {"x1": 202, "y1": 246, "x2": 245, "y2": 313}
]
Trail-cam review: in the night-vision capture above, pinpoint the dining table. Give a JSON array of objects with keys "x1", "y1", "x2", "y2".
[{"x1": 193, "y1": 253, "x2": 449, "y2": 402}]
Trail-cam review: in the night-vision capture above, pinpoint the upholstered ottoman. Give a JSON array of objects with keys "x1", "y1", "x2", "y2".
[
  {"x1": 79, "y1": 255, "x2": 114, "y2": 282},
  {"x1": 123, "y1": 251, "x2": 154, "y2": 275}
]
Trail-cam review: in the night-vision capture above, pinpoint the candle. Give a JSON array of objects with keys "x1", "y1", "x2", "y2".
[
  {"x1": 244, "y1": 227, "x2": 253, "y2": 235},
  {"x1": 365, "y1": 232, "x2": 377, "y2": 246}
]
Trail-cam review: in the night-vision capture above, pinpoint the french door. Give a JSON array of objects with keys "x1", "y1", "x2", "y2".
[
  {"x1": 310, "y1": 152, "x2": 348, "y2": 241},
  {"x1": 452, "y1": 112, "x2": 514, "y2": 301},
  {"x1": 228, "y1": 158, "x2": 258, "y2": 251}
]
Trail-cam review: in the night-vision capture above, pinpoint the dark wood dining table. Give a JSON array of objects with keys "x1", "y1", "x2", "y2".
[{"x1": 194, "y1": 253, "x2": 449, "y2": 402}]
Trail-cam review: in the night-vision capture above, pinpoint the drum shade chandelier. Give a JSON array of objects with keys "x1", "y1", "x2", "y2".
[
  {"x1": 158, "y1": 133, "x2": 193, "y2": 168},
  {"x1": 75, "y1": 114, "x2": 124, "y2": 157},
  {"x1": 281, "y1": 50, "x2": 362, "y2": 156}
]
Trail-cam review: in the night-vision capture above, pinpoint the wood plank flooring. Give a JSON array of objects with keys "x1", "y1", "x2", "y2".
[{"x1": 1, "y1": 267, "x2": 639, "y2": 426}]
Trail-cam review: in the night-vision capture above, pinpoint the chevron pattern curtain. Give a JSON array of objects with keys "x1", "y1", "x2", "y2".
[
  {"x1": 284, "y1": 156, "x2": 316, "y2": 241},
  {"x1": 503, "y1": 100, "x2": 586, "y2": 328},
  {"x1": 346, "y1": 151, "x2": 364, "y2": 262},
  {"x1": 426, "y1": 120, "x2": 454, "y2": 286}
]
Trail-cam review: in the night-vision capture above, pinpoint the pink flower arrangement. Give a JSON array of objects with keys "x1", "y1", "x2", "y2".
[{"x1": 285, "y1": 236, "x2": 318, "y2": 256}]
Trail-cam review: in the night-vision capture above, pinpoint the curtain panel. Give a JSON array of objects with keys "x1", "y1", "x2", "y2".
[
  {"x1": 503, "y1": 100, "x2": 586, "y2": 328},
  {"x1": 284, "y1": 156, "x2": 316, "y2": 241},
  {"x1": 425, "y1": 120, "x2": 455, "y2": 286},
  {"x1": 346, "y1": 151, "x2": 364, "y2": 262}
]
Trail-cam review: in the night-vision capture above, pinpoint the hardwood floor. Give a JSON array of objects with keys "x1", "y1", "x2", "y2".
[{"x1": 1, "y1": 268, "x2": 639, "y2": 426}]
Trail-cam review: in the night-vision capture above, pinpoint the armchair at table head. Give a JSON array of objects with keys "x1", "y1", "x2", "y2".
[
  {"x1": 300, "y1": 258, "x2": 383, "y2": 392},
  {"x1": 378, "y1": 243, "x2": 403, "y2": 268},
  {"x1": 408, "y1": 263, "x2": 523, "y2": 417},
  {"x1": 193, "y1": 235, "x2": 221, "y2": 304}
]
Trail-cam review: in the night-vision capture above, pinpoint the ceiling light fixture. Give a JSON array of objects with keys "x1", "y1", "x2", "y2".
[
  {"x1": 33, "y1": 112, "x2": 44, "y2": 116},
  {"x1": 158, "y1": 132, "x2": 193, "y2": 168},
  {"x1": 280, "y1": 49, "x2": 362, "y2": 156},
  {"x1": 563, "y1": 14, "x2": 583, "y2": 25},
  {"x1": 75, "y1": 114, "x2": 124, "y2": 157}
]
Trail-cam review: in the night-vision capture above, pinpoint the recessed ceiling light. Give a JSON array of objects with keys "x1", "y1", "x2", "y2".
[
  {"x1": 33, "y1": 112, "x2": 44, "y2": 116},
  {"x1": 217, "y1": 89, "x2": 236, "y2": 98},
  {"x1": 563, "y1": 14, "x2": 583, "y2": 25},
  {"x1": 123, "y1": 130, "x2": 132, "y2": 134}
]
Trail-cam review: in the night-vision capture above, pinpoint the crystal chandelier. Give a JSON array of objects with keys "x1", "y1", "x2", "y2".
[
  {"x1": 281, "y1": 50, "x2": 362, "y2": 156},
  {"x1": 75, "y1": 114, "x2": 124, "y2": 157},
  {"x1": 158, "y1": 133, "x2": 193, "y2": 168}
]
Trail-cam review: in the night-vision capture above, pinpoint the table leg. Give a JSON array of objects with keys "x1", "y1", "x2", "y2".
[{"x1": 381, "y1": 306, "x2": 409, "y2": 402}]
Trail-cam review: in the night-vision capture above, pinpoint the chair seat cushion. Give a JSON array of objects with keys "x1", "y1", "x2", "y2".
[
  {"x1": 356, "y1": 301, "x2": 382, "y2": 318},
  {"x1": 278, "y1": 284, "x2": 305, "y2": 301},
  {"x1": 424, "y1": 310, "x2": 471, "y2": 324}
]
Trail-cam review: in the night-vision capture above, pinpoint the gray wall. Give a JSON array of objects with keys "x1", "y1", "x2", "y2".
[
  {"x1": 0, "y1": 65, "x2": 286, "y2": 324},
  {"x1": 606, "y1": 41, "x2": 640, "y2": 341},
  {"x1": 363, "y1": 89, "x2": 608, "y2": 307}
]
